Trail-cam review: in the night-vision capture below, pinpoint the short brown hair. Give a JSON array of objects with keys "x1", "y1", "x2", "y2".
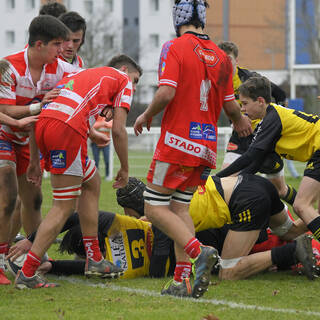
[
  {"x1": 239, "y1": 76, "x2": 272, "y2": 103},
  {"x1": 108, "y1": 54, "x2": 143, "y2": 76},
  {"x1": 218, "y1": 41, "x2": 239, "y2": 58}
]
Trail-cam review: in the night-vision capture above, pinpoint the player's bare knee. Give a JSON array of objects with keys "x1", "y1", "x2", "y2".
[{"x1": 3, "y1": 192, "x2": 17, "y2": 217}]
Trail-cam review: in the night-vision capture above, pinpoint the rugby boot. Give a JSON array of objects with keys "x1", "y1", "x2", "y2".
[
  {"x1": 14, "y1": 270, "x2": 59, "y2": 289},
  {"x1": 191, "y1": 245, "x2": 219, "y2": 299},
  {"x1": 294, "y1": 234, "x2": 316, "y2": 280},
  {"x1": 85, "y1": 258, "x2": 124, "y2": 278},
  {"x1": 161, "y1": 278, "x2": 192, "y2": 297}
]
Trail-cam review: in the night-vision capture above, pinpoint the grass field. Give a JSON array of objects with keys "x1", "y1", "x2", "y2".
[{"x1": 1, "y1": 151, "x2": 320, "y2": 320}]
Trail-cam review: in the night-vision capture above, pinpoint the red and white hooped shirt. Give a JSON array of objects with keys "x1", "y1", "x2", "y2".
[
  {"x1": 154, "y1": 32, "x2": 235, "y2": 169},
  {"x1": 0, "y1": 48, "x2": 79, "y2": 145},
  {"x1": 40, "y1": 66, "x2": 133, "y2": 138}
]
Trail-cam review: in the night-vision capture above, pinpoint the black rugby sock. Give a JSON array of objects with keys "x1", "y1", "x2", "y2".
[
  {"x1": 307, "y1": 216, "x2": 320, "y2": 242},
  {"x1": 281, "y1": 184, "x2": 297, "y2": 205},
  {"x1": 271, "y1": 242, "x2": 296, "y2": 270}
]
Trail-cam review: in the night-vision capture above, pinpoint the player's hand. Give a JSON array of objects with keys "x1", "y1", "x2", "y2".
[
  {"x1": 133, "y1": 113, "x2": 152, "y2": 136},
  {"x1": 26, "y1": 162, "x2": 42, "y2": 187},
  {"x1": 16, "y1": 116, "x2": 39, "y2": 131},
  {"x1": 101, "y1": 106, "x2": 114, "y2": 122},
  {"x1": 89, "y1": 128, "x2": 111, "y2": 146},
  {"x1": 112, "y1": 168, "x2": 128, "y2": 189},
  {"x1": 7, "y1": 239, "x2": 32, "y2": 261},
  {"x1": 41, "y1": 88, "x2": 61, "y2": 106},
  {"x1": 37, "y1": 261, "x2": 53, "y2": 275},
  {"x1": 232, "y1": 114, "x2": 252, "y2": 137}
]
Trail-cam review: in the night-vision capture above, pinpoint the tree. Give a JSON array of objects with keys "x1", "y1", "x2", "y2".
[{"x1": 79, "y1": 8, "x2": 122, "y2": 68}]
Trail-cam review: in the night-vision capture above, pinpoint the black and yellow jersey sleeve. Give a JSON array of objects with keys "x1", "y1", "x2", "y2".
[
  {"x1": 190, "y1": 176, "x2": 231, "y2": 231},
  {"x1": 104, "y1": 214, "x2": 153, "y2": 279},
  {"x1": 252, "y1": 103, "x2": 320, "y2": 161}
]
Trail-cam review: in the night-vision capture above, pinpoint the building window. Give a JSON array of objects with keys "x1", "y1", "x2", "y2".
[
  {"x1": 26, "y1": 0, "x2": 35, "y2": 10},
  {"x1": 150, "y1": 34, "x2": 159, "y2": 48},
  {"x1": 6, "y1": 0, "x2": 15, "y2": 10},
  {"x1": 134, "y1": 17, "x2": 139, "y2": 26},
  {"x1": 104, "y1": 35, "x2": 114, "y2": 50},
  {"x1": 123, "y1": 17, "x2": 128, "y2": 26},
  {"x1": 104, "y1": 0, "x2": 113, "y2": 12},
  {"x1": 6, "y1": 31, "x2": 15, "y2": 47},
  {"x1": 150, "y1": 0, "x2": 159, "y2": 12},
  {"x1": 84, "y1": 0, "x2": 93, "y2": 14}
]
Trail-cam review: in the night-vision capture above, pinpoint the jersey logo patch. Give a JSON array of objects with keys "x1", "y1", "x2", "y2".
[
  {"x1": 189, "y1": 122, "x2": 216, "y2": 141},
  {"x1": 226, "y1": 142, "x2": 238, "y2": 151},
  {"x1": 64, "y1": 80, "x2": 74, "y2": 91},
  {"x1": 108, "y1": 233, "x2": 128, "y2": 270},
  {"x1": 50, "y1": 150, "x2": 66, "y2": 168},
  {"x1": 0, "y1": 140, "x2": 12, "y2": 151},
  {"x1": 158, "y1": 41, "x2": 173, "y2": 76},
  {"x1": 194, "y1": 45, "x2": 219, "y2": 67}
]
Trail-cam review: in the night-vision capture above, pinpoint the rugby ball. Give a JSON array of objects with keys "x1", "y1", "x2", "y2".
[{"x1": 6, "y1": 253, "x2": 27, "y2": 276}]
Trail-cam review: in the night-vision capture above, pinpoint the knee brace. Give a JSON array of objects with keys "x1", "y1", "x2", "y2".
[
  {"x1": 143, "y1": 187, "x2": 171, "y2": 206},
  {"x1": 171, "y1": 190, "x2": 193, "y2": 205},
  {"x1": 53, "y1": 185, "x2": 81, "y2": 201}
]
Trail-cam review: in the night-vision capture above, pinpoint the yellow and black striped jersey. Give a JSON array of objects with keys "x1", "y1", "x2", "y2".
[
  {"x1": 251, "y1": 103, "x2": 320, "y2": 161},
  {"x1": 190, "y1": 176, "x2": 231, "y2": 231}
]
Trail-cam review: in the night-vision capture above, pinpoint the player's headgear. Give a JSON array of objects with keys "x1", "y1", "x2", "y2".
[
  {"x1": 116, "y1": 177, "x2": 145, "y2": 217},
  {"x1": 173, "y1": 0, "x2": 207, "y2": 34}
]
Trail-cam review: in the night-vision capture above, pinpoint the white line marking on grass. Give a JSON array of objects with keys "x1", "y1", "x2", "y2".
[{"x1": 55, "y1": 276, "x2": 320, "y2": 317}]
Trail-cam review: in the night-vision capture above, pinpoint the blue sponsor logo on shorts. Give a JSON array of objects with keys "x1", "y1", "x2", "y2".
[
  {"x1": 200, "y1": 166, "x2": 211, "y2": 180},
  {"x1": 50, "y1": 150, "x2": 66, "y2": 168},
  {"x1": 0, "y1": 140, "x2": 12, "y2": 151},
  {"x1": 202, "y1": 124, "x2": 216, "y2": 141},
  {"x1": 189, "y1": 122, "x2": 202, "y2": 139}
]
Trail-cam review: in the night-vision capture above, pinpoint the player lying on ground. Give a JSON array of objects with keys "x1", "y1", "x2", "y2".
[{"x1": 7, "y1": 177, "x2": 316, "y2": 297}]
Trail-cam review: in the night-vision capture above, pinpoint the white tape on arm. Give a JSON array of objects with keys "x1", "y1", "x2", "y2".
[{"x1": 29, "y1": 103, "x2": 41, "y2": 115}]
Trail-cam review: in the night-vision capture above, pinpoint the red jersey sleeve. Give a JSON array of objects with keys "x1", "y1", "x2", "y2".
[
  {"x1": 158, "y1": 40, "x2": 181, "y2": 88},
  {"x1": 113, "y1": 79, "x2": 133, "y2": 111},
  {"x1": 0, "y1": 65, "x2": 16, "y2": 105},
  {"x1": 223, "y1": 57, "x2": 235, "y2": 102}
]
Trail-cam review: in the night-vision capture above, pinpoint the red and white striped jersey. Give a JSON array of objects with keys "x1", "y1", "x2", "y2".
[
  {"x1": 40, "y1": 66, "x2": 133, "y2": 138},
  {"x1": 154, "y1": 32, "x2": 235, "y2": 168},
  {"x1": 0, "y1": 48, "x2": 80, "y2": 145},
  {"x1": 58, "y1": 54, "x2": 84, "y2": 68}
]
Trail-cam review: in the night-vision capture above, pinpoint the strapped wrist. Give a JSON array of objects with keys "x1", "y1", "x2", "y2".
[{"x1": 29, "y1": 103, "x2": 41, "y2": 115}]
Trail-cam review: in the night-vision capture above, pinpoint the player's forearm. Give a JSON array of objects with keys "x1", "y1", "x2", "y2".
[
  {"x1": 144, "y1": 85, "x2": 176, "y2": 119},
  {"x1": 0, "y1": 111, "x2": 23, "y2": 126},
  {"x1": 112, "y1": 126, "x2": 129, "y2": 171},
  {"x1": 28, "y1": 127, "x2": 40, "y2": 164},
  {"x1": 0, "y1": 104, "x2": 36, "y2": 118},
  {"x1": 222, "y1": 100, "x2": 242, "y2": 122}
]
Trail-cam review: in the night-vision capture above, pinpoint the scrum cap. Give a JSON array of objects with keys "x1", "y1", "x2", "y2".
[{"x1": 173, "y1": 0, "x2": 206, "y2": 34}]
